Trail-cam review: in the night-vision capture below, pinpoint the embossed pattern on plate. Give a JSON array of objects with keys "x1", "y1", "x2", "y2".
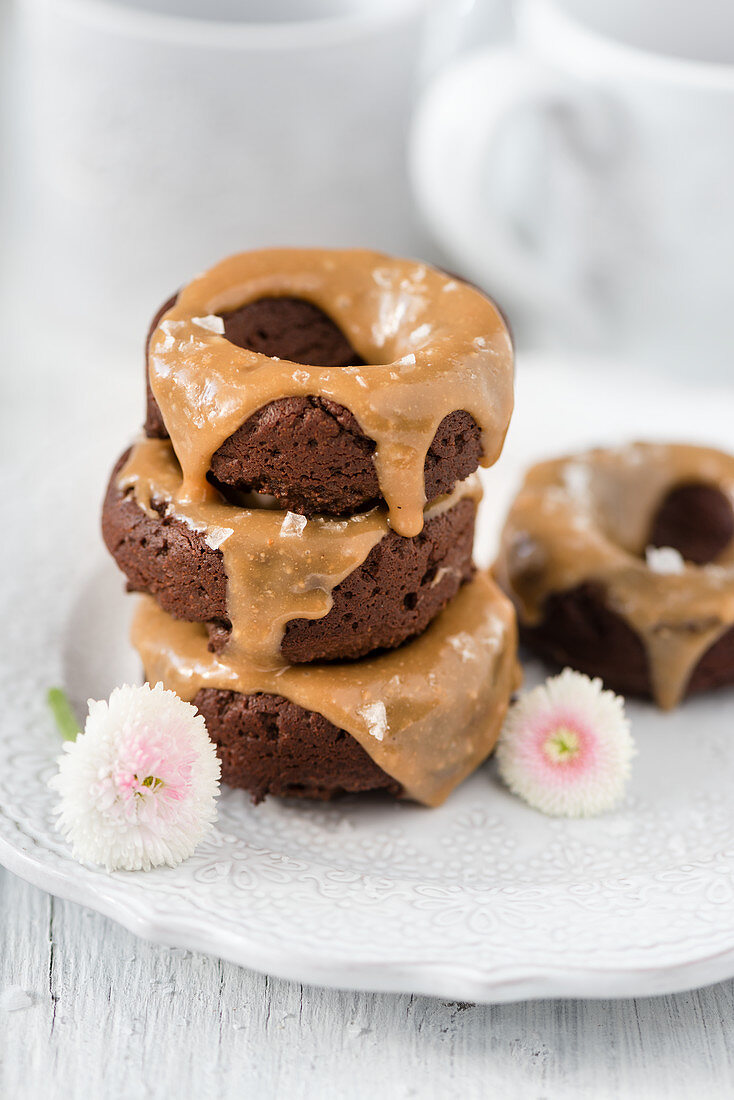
[{"x1": 3, "y1": 361, "x2": 734, "y2": 1002}]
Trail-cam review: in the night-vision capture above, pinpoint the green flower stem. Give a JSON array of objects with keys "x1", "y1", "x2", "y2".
[{"x1": 47, "y1": 687, "x2": 81, "y2": 742}]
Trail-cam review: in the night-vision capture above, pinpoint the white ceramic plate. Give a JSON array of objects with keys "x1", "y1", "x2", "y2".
[{"x1": 4, "y1": 359, "x2": 734, "y2": 1002}]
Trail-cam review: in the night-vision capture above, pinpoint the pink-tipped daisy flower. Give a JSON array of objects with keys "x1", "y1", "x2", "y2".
[
  {"x1": 49, "y1": 683, "x2": 221, "y2": 871},
  {"x1": 496, "y1": 668, "x2": 635, "y2": 817}
]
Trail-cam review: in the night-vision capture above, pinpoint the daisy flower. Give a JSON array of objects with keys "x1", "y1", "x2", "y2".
[
  {"x1": 49, "y1": 683, "x2": 221, "y2": 872},
  {"x1": 496, "y1": 668, "x2": 634, "y2": 817}
]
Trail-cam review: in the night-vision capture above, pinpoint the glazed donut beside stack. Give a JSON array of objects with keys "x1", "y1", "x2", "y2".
[
  {"x1": 103, "y1": 248, "x2": 519, "y2": 804},
  {"x1": 495, "y1": 443, "x2": 734, "y2": 709}
]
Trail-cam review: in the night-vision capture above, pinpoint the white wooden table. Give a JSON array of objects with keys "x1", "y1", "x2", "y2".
[{"x1": 2, "y1": 865, "x2": 734, "y2": 1099}]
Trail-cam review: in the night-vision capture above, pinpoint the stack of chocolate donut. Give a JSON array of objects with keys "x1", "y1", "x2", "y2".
[{"x1": 103, "y1": 248, "x2": 519, "y2": 804}]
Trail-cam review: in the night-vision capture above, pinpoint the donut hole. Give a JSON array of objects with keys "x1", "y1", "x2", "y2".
[
  {"x1": 648, "y1": 482, "x2": 734, "y2": 565},
  {"x1": 219, "y1": 297, "x2": 364, "y2": 369}
]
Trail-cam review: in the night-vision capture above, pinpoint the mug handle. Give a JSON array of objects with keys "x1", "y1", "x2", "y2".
[{"x1": 410, "y1": 47, "x2": 612, "y2": 339}]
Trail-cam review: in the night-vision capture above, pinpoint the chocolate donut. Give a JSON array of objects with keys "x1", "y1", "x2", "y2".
[
  {"x1": 144, "y1": 289, "x2": 488, "y2": 516},
  {"x1": 102, "y1": 444, "x2": 478, "y2": 664},
  {"x1": 495, "y1": 443, "x2": 734, "y2": 708},
  {"x1": 145, "y1": 249, "x2": 513, "y2": 537},
  {"x1": 195, "y1": 690, "x2": 402, "y2": 802},
  {"x1": 133, "y1": 572, "x2": 520, "y2": 806},
  {"x1": 517, "y1": 583, "x2": 734, "y2": 703}
]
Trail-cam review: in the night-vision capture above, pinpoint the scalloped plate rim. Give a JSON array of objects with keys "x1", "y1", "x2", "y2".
[{"x1": 4, "y1": 822, "x2": 734, "y2": 1003}]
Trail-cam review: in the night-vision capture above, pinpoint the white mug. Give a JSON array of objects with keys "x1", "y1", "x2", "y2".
[
  {"x1": 411, "y1": 0, "x2": 734, "y2": 376},
  {"x1": 14, "y1": 0, "x2": 435, "y2": 351}
]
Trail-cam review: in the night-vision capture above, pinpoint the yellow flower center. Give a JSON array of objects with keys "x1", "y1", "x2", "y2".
[
  {"x1": 138, "y1": 775, "x2": 164, "y2": 792},
  {"x1": 543, "y1": 726, "x2": 581, "y2": 764}
]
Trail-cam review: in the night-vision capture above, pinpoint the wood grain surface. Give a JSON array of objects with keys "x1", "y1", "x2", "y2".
[{"x1": 2, "y1": 866, "x2": 733, "y2": 1100}]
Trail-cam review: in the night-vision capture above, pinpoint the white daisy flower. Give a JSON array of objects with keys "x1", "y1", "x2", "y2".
[
  {"x1": 495, "y1": 668, "x2": 635, "y2": 817},
  {"x1": 49, "y1": 683, "x2": 220, "y2": 872}
]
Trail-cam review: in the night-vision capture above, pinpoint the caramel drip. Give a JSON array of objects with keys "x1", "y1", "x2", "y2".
[
  {"x1": 119, "y1": 437, "x2": 483, "y2": 670},
  {"x1": 147, "y1": 248, "x2": 513, "y2": 537},
  {"x1": 132, "y1": 572, "x2": 520, "y2": 807},
  {"x1": 495, "y1": 443, "x2": 734, "y2": 709}
]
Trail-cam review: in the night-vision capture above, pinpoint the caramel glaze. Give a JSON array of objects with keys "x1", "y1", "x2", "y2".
[
  {"x1": 119, "y1": 437, "x2": 483, "y2": 671},
  {"x1": 147, "y1": 248, "x2": 514, "y2": 538},
  {"x1": 495, "y1": 443, "x2": 734, "y2": 709},
  {"x1": 132, "y1": 572, "x2": 521, "y2": 807}
]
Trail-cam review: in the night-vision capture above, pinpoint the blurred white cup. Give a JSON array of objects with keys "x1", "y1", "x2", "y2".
[
  {"x1": 411, "y1": 0, "x2": 734, "y2": 375},
  {"x1": 15, "y1": 0, "x2": 438, "y2": 347}
]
